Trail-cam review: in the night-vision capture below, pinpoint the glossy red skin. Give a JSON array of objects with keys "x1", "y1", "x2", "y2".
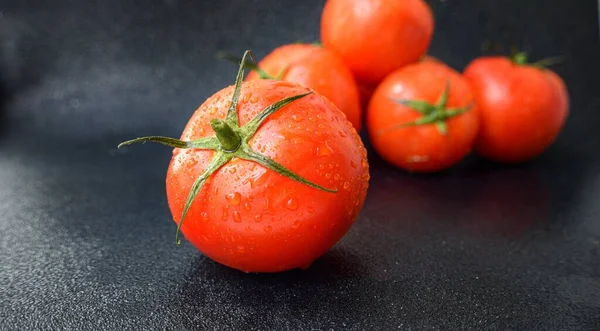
[
  {"x1": 166, "y1": 80, "x2": 369, "y2": 273},
  {"x1": 246, "y1": 44, "x2": 362, "y2": 131},
  {"x1": 367, "y1": 61, "x2": 479, "y2": 172},
  {"x1": 321, "y1": 0, "x2": 434, "y2": 85},
  {"x1": 357, "y1": 56, "x2": 441, "y2": 111},
  {"x1": 464, "y1": 57, "x2": 569, "y2": 163}
]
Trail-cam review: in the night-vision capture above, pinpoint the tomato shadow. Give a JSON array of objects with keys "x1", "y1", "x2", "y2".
[
  {"x1": 0, "y1": 83, "x2": 8, "y2": 139},
  {"x1": 169, "y1": 246, "x2": 371, "y2": 328}
]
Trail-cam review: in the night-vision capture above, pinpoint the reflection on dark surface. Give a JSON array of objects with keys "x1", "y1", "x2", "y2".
[
  {"x1": 462, "y1": 165, "x2": 548, "y2": 237},
  {"x1": 173, "y1": 248, "x2": 369, "y2": 330},
  {"x1": 364, "y1": 153, "x2": 564, "y2": 239}
]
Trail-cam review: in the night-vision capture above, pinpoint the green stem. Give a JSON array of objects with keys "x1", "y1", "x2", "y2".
[
  {"x1": 210, "y1": 119, "x2": 241, "y2": 152},
  {"x1": 384, "y1": 83, "x2": 473, "y2": 136},
  {"x1": 512, "y1": 51, "x2": 564, "y2": 69},
  {"x1": 512, "y1": 52, "x2": 529, "y2": 65}
]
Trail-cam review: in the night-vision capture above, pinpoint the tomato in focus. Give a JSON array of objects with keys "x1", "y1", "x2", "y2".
[{"x1": 121, "y1": 53, "x2": 370, "y2": 273}]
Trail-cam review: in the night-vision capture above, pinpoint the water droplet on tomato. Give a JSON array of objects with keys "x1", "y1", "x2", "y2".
[
  {"x1": 292, "y1": 114, "x2": 303, "y2": 122},
  {"x1": 350, "y1": 160, "x2": 357, "y2": 168},
  {"x1": 308, "y1": 116, "x2": 316, "y2": 122},
  {"x1": 361, "y1": 159, "x2": 368, "y2": 169},
  {"x1": 286, "y1": 197, "x2": 299, "y2": 210},
  {"x1": 209, "y1": 107, "x2": 217, "y2": 115},
  {"x1": 307, "y1": 206, "x2": 315, "y2": 213},
  {"x1": 221, "y1": 207, "x2": 228, "y2": 221},
  {"x1": 338, "y1": 130, "x2": 347, "y2": 138},
  {"x1": 325, "y1": 173, "x2": 331, "y2": 179},
  {"x1": 242, "y1": 92, "x2": 251, "y2": 103},
  {"x1": 188, "y1": 158, "x2": 198, "y2": 167},
  {"x1": 250, "y1": 169, "x2": 269, "y2": 188},
  {"x1": 316, "y1": 141, "x2": 334, "y2": 156},
  {"x1": 250, "y1": 96, "x2": 259, "y2": 103},
  {"x1": 343, "y1": 181, "x2": 350, "y2": 190},
  {"x1": 328, "y1": 163, "x2": 335, "y2": 169},
  {"x1": 292, "y1": 220, "x2": 300, "y2": 228},
  {"x1": 201, "y1": 212, "x2": 209, "y2": 221},
  {"x1": 236, "y1": 245, "x2": 245, "y2": 253},
  {"x1": 244, "y1": 202, "x2": 252, "y2": 211},
  {"x1": 264, "y1": 225, "x2": 273, "y2": 233},
  {"x1": 228, "y1": 167, "x2": 236, "y2": 174},
  {"x1": 226, "y1": 192, "x2": 241, "y2": 205},
  {"x1": 334, "y1": 173, "x2": 341, "y2": 181},
  {"x1": 233, "y1": 211, "x2": 242, "y2": 223},
  {"x1": 254, "y1": 214, "x2": 262, "y2": 222}
]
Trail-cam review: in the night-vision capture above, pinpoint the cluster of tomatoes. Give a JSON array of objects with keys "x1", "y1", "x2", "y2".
[
  {"x1": 245, "y1": 0, "x2": 569, "y2": 172},
  {"x1": 121, "y1": 0, "x2": 569, "y2": 273}
]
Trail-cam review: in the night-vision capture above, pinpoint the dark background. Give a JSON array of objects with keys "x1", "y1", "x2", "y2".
[{"x1": 1, "y1": 0, "x2": 599, "y2": 330}]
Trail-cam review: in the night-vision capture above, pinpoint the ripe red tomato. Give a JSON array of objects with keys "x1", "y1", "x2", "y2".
[
  {"x1": 366, "y1": 60, "x2": 479, "y2": 172},
  {"x1": 244, "y1": 43, "x2": 362, "y2": 131},
  {"x1": 120, "y1": 52, "x2": 369, "y2": 273},
  {"x1": 321, "y1": 0, "x2": 434, "y2": 85},
  {"x1": 463, "y1": 54, "x2": 569, "y2": 163},
  {"x1": 357, "y1": 56, "x2": 441, "y2": 111}
]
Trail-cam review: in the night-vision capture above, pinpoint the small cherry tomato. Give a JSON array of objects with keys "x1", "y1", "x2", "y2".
[
  {"x1": 463, "y1": 53, "x2": 569, "y2": 163},
  {"x1": 120, "y1": 52, "x2": 370, "y2": 273},
  {"x1": 366, "y1": 60, "x2": 479, "y2": 172},
  {"x1": 321, "y1": 0, "x2": 434, "y2": 85},
  {"x1": 241, "y1": 43, "x2": 362, "y2": 131}
]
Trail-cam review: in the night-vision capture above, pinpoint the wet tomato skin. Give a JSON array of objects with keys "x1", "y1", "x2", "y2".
[
  {"x1": 166, "y1": 80, "x2": 369, "y2": 273},
  {"x1": 464, "y1": 57, "x2": 569, "y2": 163},
  {"x1": 246, "y1": 43, "x2": 362, "y2": 132}
]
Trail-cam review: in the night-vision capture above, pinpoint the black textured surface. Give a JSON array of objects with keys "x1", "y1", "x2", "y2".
[{"x1": 1, "y1": 0, "x2": 600, "y2": 330}]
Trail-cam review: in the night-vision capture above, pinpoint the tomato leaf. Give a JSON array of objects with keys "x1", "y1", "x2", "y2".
[
  {"x1": 118, "y1": 136, "x2": 219, "y2": 150},
  {"x1": 435, "y1": 121, "x2": 448, "y2": 135},
  {"x1": 242, "y1": 91, "x2": 313, "y2": 139},
  {"x1": 175, "y1": 152, "x2": 232, "y2": 245},
  {"x1": 239, "y1": 146, "x2": 337, "y2": 193},
  {"x1": 217, "y1": 51, "x2": 274, "y2": 80},
  {"x1": 435, "y1": 80, "x2": 451, "y2": 108},
  {"x1": 390, "y1": 98, "x2": 435, "y2": 114},
  {"x1": 227, "y1": 50, "x2": 255, "y2": 127},
  {"x1": 445, "y1": 104, "x2": 473, "y2": 118}
]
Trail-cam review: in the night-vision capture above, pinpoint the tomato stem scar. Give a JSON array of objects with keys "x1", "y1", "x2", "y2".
[
  {"x1": 382, "y1": 81, "x2": 473, "y2": 136},
  {"x1": 210, "y1": 119, "x2": 241, "y2": 152},
  {"x1": 511, "y1": 51, "x2": 565, "y2": 69}
]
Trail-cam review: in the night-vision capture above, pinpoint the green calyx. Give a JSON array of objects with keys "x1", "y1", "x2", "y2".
[
  {"x1": 382, "y1": 81, "x2": 472, "y2": 136},
  {"x1": 119, "y1": 50, "x2": 336, "y2": 245},
  {"x1": 511, "y1": 51, "x2": 564, "y2": 69},
  {"x1": 217, "y1": 51, "x2": 288, "y2": 80}
]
